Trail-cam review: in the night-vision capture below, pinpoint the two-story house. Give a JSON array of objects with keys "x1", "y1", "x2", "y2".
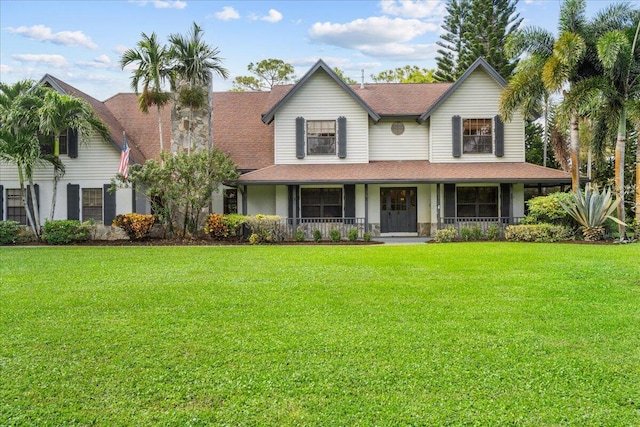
[
  {"x1": 229, "y1": 58, "x2": 571, "y2": 236},
  {"x1": 1, "y1": 58, "x2": 571, "y2": 237}
]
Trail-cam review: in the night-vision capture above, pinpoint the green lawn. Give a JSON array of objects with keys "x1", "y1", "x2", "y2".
[{"x1": 1, "y1": 243, "x2": 639, "y2": 426}]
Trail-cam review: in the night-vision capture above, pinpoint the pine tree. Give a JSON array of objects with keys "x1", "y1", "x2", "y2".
[{"x1": 435, "y1": 0, "x2": 522, "y2": 82}]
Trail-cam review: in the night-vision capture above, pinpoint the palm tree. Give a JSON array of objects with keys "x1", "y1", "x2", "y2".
[
  {"x1": 0, "y1": 81, "x2": 56, "y2": 237},
  {"x1": 594, "y1": 17, "x2": 640, "y2": 239},
  {"x1": 168, "y1": 22, "x2": 229, "y2": 153},
  {"x1": 38, "y1": 89, "x2": 110, "y2": 219},
  {"x1": 120, "y1": 32, "x2": 171, "y2": 157},
  {"x1": 500, "y1": 27, "x2": 556, "y2": 167}
]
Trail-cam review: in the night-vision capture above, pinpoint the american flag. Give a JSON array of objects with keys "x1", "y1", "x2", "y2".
[{"x1": 118, "y1": 132, "x2": 131, "y2": 179}]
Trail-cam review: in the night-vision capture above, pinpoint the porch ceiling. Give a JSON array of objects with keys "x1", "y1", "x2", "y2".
[{"x1": 237, "y1": 161, "x2": 573, "y2": 185}]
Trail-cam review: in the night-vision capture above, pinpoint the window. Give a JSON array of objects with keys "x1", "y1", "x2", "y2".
[
  {"x1": 463, "y1": 118, "x2": 492, "y2": 154},
  {"x1": 6, "y1": 189, "x2": 27, "y2": 224},
  {"x1": 457, "y1": 187, "x2": 498, "y2": 217},
  {"x1": 301, "y1": 188, "x2": 342, "y2": 218},
  {"x1": 82, "y1": 188, "x2": 103, "y2": 222},
  {"x1": 307, "y1": 120, "x2": 336, "y2": 155},
  {"x1": 223, "y1": 189, "x2": 238, "y2": 214},
  {"x1": 39, "y1": 130, "x2": 69, "y2": 155}
]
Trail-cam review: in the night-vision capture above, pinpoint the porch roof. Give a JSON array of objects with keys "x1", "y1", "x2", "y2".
[{"x1": 237, "y1": 161, "x2": 573, "y2": 185}]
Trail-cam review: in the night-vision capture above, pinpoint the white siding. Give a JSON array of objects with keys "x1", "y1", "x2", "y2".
[
  {"x1": 274, "y1": 72, "x2": 370, "y2": 164},
  {"x1": 0, "y1": 134, "x2": 135, "y2": 223},
  {"x1": 369, "y1": 120, "x2": 429, "y2": 161},
  {"x1": 430, "y1": 69, "x2": 525, "y2": 163}
]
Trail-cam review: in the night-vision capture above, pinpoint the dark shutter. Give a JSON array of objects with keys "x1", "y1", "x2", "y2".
[
  {"x1": 494, "y1": 115, "x2": 504, "y2": 157},
  {"x1": 68, "y1": 129, "x2": 78, "y2": 158},
  {"x1": 337, "y1": 116, "x2": 347, "y2": 159},
  {"x1": 103, "y1": 184, "x2": 116, "y2": 225},
  {"x1": 296, "y1": 117, "x2": 305, "y2": 159},
  {"x1": 501, "y1": 183, "x2": 511, "y2": 220},
  {"x1": 0, "y1": 185, "x2": 4, "y2": 220},
  {"x1": 452, "y1": 115, "x2": 462, "y2": 158},
  {"x1": 67, "y1": 184, "x2": 80, "y2": 220},
  {"x1": 344, "y1": 184, "x2": 355, "y2": 218},
  {"x1": 444, "y1": 184, "x2": 456, "y2": 218}
]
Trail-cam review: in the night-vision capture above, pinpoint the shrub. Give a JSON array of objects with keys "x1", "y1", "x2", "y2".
[
  {"x1": 347, "y1": 227, "x2": 358, "y2": 242},
  {"x1": 504, "y1": 224, "x2": 573, "y2": 243},
  {"x1": 294, "y1": 229, "x2": 305, "y2": 242},
  {"x1": 313, "y1": 229, "x2": 322, "y2": 243},
  {"x1": 460, "y1": 226, "x2": 482, "y2": 241},
  {"x1": 204, "y1": 213, "x2": 230, "y2": 239},
  {"x1": 434, "y1": 227, "x2": 457, "y2": 243},
  {"x1": 558, "y1": 185, "x2": 625, "y2": 241},
  {"x1": 522, "y1": 192, "x2": 576, "y2": 226},
  {"x1": 0, "y1": 221, "x2": 21, "y2": 245},
  {"x1": 363, "y1": 232, "x2": 372, "y2": 242},
  {"x1": 113, "y1": 213, "x2": 154, "y2": 240},
  {"x1": 249, "y1": 233, "x2": 261, "y2": 245},
  {"x1": 41, "y1": 220, "x2": 91, "y2": 245},
  {"x1": 486, "y1": 223, "x2": 502, "y2": 241},
  {"x1": 329, "y1": 228, "x2": 342, "y2": 243},
  {"x1": 245, "y1": 214, "x2": 284, "y2": 243},
  {"x1": 224, "y1": 214, "x2": 248, "y2": 237}
]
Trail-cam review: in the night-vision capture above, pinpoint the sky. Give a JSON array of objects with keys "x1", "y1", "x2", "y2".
[{"x1": 0, "y1": 0, "x2": 629, "y2": 101}]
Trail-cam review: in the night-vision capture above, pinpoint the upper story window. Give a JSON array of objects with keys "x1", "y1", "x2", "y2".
[
  {"x1": 463, "y1": 118, "x2": 492, "y2": 154},
  {"x1": 39, "y1": 130, "x2": 69, "y2": 155},
  {"x1": 307, "y1": 120, "x2": 336, "y2": 155}
]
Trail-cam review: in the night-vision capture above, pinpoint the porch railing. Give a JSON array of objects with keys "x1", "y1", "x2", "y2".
[
  {"x1": 440, "y1": 217, "x2": 524, "y2": 233},
  {"x1": 282, "y1": 217, "x2": 366, "y2": 239}
]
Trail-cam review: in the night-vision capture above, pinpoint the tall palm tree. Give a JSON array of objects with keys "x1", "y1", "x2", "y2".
[
  {"x1": 38, "y1": 89, "x2": 110, "y2": 219},
  {"x1": 168, "y1": 22, "x2": 229, "y2": 153},
  {"x1": 500, "y1": 27, "x2": 556, "y2": 167},
  {"x1": 0, "y1": 81, "x2": 55, "y2": 236},
  {"x1": 594, "y1": 17, "x2": 640, "y2": 239},
  {"x1": 120, "y1": 32, "x2": 171, "y2": 157}
]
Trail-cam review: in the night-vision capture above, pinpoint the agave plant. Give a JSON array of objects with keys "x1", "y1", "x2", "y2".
[{"x1": 558, "y1": 185, "x2": 625, "y2": 241}]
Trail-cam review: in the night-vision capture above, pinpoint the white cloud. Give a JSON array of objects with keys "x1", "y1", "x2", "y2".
[
  {"x1": 214, "y1": 6, "x2": 240, "y2": 20},
  {"x1": 309, "y1": 16, "x2": 437, "y2": 47},
  {"x1": 113, "y1": 45, "x2": 129, "y2": 54},
  {"x1": 6, "y1": 25, "x2": 97, "y2": 49},
  {"x1": 0, "y1": 64, "x2": 14, "y2": 74},
  {"x1": 12, "y1": 53, "x2": 68, "y2": 68},
  {"x1": 262, "y1": 9, "x2": 283, "y2": 23},
  {"x1": 77, "y1": 54, "x2": 113, "y2": 69},
  {"x1": 379, "y1": 0, "x2": 447, "y2": 19},
  {"x1": 129, "y1": 0, "x2": 187, "y2": 9}
]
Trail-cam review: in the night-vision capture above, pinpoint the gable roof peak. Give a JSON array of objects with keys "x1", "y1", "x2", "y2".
[
  {"x1": 261, "y1": 58, "x2": 380, "y2": 124},
  {"x1": 418, "y1": 57, "x2": 507, "y2": 123}
]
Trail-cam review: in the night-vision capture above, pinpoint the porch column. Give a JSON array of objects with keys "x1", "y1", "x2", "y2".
[
  {"x1": 364, "y1": 184, "x2": 369, "y2": 233},
  {"x1": 436, "y1": 183, "x2": 441, "y2": 230},
  {"x1": 241, "y1": 185, "x2": 247, "y2": 215}
]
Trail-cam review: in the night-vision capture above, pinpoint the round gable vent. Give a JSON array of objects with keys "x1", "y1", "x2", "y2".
[{"x1": 391, "y1": 122, "x2": 405, "y2": 136}]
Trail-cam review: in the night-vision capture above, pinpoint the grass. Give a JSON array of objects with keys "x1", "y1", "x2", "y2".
[{"x1": 1, "y1": 243, "x2": 639, "y2": 426}]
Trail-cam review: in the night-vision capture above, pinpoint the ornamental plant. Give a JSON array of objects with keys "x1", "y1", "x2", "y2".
[
  {"x1": 113, "y1": 213, "x2": 154, "y2": 240},
  {"x1": 41, "y1": 220, "x2": 91, "y2": 245},
  {"x1": 204, "y1": 213, "x2": 230, "y2": 239},
  {"x1": 329, "y1": 228, "x2": 341, "y2": 243},
  {"x1": 558, "y1": 185, "x2": 625, "y2": 241}
]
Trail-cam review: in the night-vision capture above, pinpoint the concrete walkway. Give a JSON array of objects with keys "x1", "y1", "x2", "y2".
[{"x1": 372, "y1": 236, "x2": 432, "y2": 245}]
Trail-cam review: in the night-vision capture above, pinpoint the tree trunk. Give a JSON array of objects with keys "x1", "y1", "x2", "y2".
[
  {"x1": 157, "y1": 105, "x2": 164, "y2": 165},
  {"x1": 18, "y1": 167, "x2": 37, "y2": 238},
  {"x1": 28, "y1": 177, "x2": 41, "y2": 236},
  {"x1": 614, "y1": 109, "x2": 626, "y2": 240},
  {"x1": 635, "y1": 132, "x2": 639, "y2": 226},
  {"x1": 49, "y1": 134, "x2": 60, "y2": 220},
  {"x1": 569, "y1": 112, "x2": 580, "y2": 192}
]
